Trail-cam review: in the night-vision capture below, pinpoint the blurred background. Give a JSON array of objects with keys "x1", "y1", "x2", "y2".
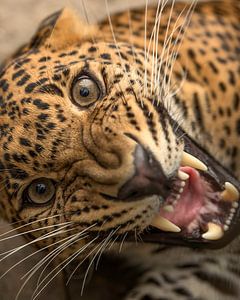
[{"x1": 0, "y1": 0, "x2": 159, "y2": 62}]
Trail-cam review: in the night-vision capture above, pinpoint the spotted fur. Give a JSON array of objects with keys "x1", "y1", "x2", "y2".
[{"x1": 0, "y1": 0, "x2": 240, "y2": 299}]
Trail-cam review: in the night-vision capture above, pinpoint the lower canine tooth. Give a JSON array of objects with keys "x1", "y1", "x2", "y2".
[
  {"x1": 151, "y1": 215, "x2": 181, "y2": 233},
  {"x1": 202, "y1": 223, "x2": 224, "y2": 240},
  {"x1": 221, "y1": 182, "x2": 239, "y2": 202},
  {"x1": 181, "y1": 151, "x2": 208, "y2": 171}
]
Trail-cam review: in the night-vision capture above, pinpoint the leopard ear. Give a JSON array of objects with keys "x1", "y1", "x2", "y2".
[{"x1": 29, "y1": 8, "x2": 98, "y2": 50}]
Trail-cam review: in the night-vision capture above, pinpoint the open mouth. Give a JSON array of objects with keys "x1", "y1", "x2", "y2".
[
  {"x1": 97, "y1": 130, "x2": 239, "y2": 249},
  {"x1": 143, "y1": 133, "x2": 240, "y2": 249}
]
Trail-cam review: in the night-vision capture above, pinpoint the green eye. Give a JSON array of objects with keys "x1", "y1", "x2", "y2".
[
  {"x1": 71, "y1": 75, "x2": 101, "y2": 107},
  {"x1": 24, "y1": 178, "x2": 55, "y2": 205}
]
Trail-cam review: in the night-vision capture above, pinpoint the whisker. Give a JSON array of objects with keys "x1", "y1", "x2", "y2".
[
  {"x1": 16, "y1": 224, "x2": 96, "y2": 300},
  {"x1": 66, "y1": 226, "x2": 120, "y2": 288},
  {"x1": 0, "y1": 220, "x2": 72, "y2": 243},
  {"x1": 105, "y1": 231, "x2": 120, "y2": 252},
  {"x1": 104, "y1": 0, "x2": 127, "y2": 74},
  {"x1": 80, "y1": 228, "x2": 120, "y2": 295},
  {"x1": 81, "y1": 0, "x2": 97, "y2": 45},
  {"x1": 146, "y1": 0, "x2": 168, "y2": 96},
  {"x1": 152, "y1": 0, "x2": 169, "y2": 96},
  {"x1": 34, "y1": 233, "x2": 89, "y2": 288},
  {"x1": 32, "y1": 235, "x2": 98, "y2": 300},
  {"x1": 32, "y1": 223, "x2": 97, "y2": 285},
  {"x1": 157, "y1": 18, "x2": 186, "y2": 103},
  {"x1": 155, "y1": 0, "x2": 176, "y2": 100},
  {"x1": 119, "y1": 232, "x2": 128, "y2": 253},
  {"x1": 0, "y1": 213, "x2": 70, "y2": 239},
  {"x1": 80, "y1": 238, "x2": 111, "y2": 295},
  {"x1": 0, "y1": 222, "x2": 72, "y2": 262},
  {"x1": 0, "y1": 227, "x2": 77, "y2": 280},
  {"x1": 65, "y1": 236, "x2": 100, "y2": 285},
  {"x1": 144, "y1": 0, "x2": 149, "y2": 96},
  {"x1": 95, "y1": 226, "x2": 121, "y2": 270},
  {"x1": 164, "y1": 1, "x2": 197, "y2": 99},
  {"x1": 22, "y1": 223, "x2": 97, "y2": 281}
]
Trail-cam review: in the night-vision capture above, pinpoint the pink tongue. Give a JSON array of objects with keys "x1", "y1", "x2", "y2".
[{"x1": 160, "y1": 167, "x2": 205, "y2": 228}]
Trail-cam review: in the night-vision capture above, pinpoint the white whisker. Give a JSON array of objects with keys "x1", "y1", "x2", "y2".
[
  {"x1": 155, "y1": 0, "x2": 176, "y2": 101},
  {"x1": 144, "y1": 0, "x2": 149, "y2": 96},
  {"x1": 32, "y1": 235, "x2": 98, "y2": 300},
  {"x1": 22, "y1": 223, "x2": 96, "y2": 281},
  {"x1": 104, "y1": 0, "x2": 126, "y2": 73},
  {"x1": 0, "y1": 222, "x2": 72, "y2": 262},
  {"x1": 34, "y1": 233, "x2": 88, "y2": 288},
  {"x1": 80, "y1": 228, "x2": 120, "y2": 295},
  {"x1": 95, "y1": 226, "x2": 120, "y2": 270},
  {"x1": 0, "y1": 227, "x2": 77, "y2": 280},
  {"x1": 0, "y1": 220, "x2": 72, "y2": 243},
  {"x1": 16, "y1": 224, "x2": 97, "y2": 300},
  {"x1": 164, "y1": 1, "x2": 197, "y2": 101},
  {"x1": 0, "y1": 213, "x2": 69, "y2": 239},
  {"x1": 119, "y1": 232, "x2": 128, "y2": 253}
]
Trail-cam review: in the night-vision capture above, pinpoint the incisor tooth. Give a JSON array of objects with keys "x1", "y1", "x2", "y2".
[
  {"x1": 151, "y1": 215, "x2": 181, "y2": 233},
  {"x1": 181, "y1": 152, "x2": 208, "y2": 171},
  {"x1": 232, "y1": 202, "x2": 239, "y2": 208},
  {"x1": 223, "y1": 225, "x2": 229, "y2": 231},
  {"x1": 221, "y1": 182, "x2": 239, "y2": 202},
  {"x1": 163, "y1": 205, "x2": 174, "y2": 213},
  {"x1": 178, "y1": 170, "x2": 189, "y2": 181},
  {"x1": 202, "y1": 223, "x2": 224, "y2": 240}
]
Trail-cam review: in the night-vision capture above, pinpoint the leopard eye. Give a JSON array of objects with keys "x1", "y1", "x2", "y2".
[
  {"x1": 24, "y1": 178, "x2": 55, "y2": 205},
  {"x1": 71, "y1": 75, "x2": 101, "y2": 107}
]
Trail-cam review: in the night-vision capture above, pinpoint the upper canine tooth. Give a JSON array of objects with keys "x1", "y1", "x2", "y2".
[
  {"x1": 221, "y1": 182, "x2": 239, "y2": 202},
  {"x1": 202, "y1": 223, "x2": 224, "y2": 240},
  {"x1": 151, "y1": 215, "x2": 181, "y2": 233},
  {"x1": 181, "y1": 152, "x2": 208, "y2": 171},
  {"x1": 178, "y1": 170, "x2": 189, "y2": 181}
]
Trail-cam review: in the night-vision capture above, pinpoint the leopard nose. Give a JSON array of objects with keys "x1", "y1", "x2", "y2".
[{"x1": 118, "y1": 144, "x2": 171, "y2": 201}]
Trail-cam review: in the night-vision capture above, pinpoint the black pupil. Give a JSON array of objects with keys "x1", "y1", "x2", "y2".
[
  {"x1": 80, "y1": 87, "x2": 90, "y2": 97},
  {"x1": 35, "y1": 183, "x2": 47, "y2": 195}
]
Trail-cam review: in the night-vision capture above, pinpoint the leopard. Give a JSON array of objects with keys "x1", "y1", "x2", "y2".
[{"x1": 0, "y1": 0, "x2": 240, "y2": 299}]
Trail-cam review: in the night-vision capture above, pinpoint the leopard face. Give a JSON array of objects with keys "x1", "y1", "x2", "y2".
[
  {"x1": 0, "y1": 1, "x2": 240, "y2": 259},
  {"x1": 0, "y1": 8, "x2": 184, "y2": 257}
]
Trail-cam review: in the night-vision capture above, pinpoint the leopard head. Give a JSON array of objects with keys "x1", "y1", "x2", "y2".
[
  {"x1": 0, "y1": 8, "x2": 184, "y2": 257},
  {"x1": 0, "y1": 7, "x2": 240, "y2": 256}
]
